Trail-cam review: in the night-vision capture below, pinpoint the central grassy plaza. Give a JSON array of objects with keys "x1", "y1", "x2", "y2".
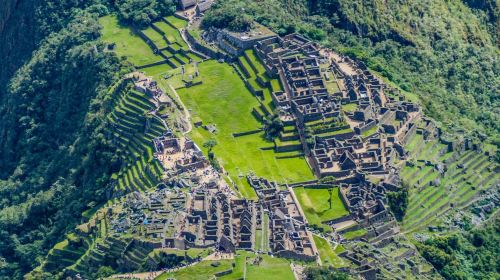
[
  {"x1": 177, "y1": 60, "x2": 314, "y2": 199},
  {"x1": 293, "y1": 187, "x2": 349, "y2": 232}
]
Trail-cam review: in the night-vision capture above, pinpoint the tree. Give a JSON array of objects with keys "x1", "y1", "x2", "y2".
[
  {"x1": 115, "y1": 0, "x2": 176, "y2": 27},
  {"x1": 386, "y1": 188, "x2": 408, "y2": 221},
  {"x1": 95, "y1": 266, "x2": 115, "y2": 278},
  {"x1": 203, "y1": 139, "x2": 218, "y2": 152},
  {"x1": 263, "y1": 111, "x2": 284, "y2": 141},
  {"x1": 304, "y1": 266, "x2": 351, "y2": 280}
]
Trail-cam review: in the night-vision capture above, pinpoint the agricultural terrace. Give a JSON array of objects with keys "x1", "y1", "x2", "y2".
[
  {"x1": 165, "y1": 15, "x2": 189, "y2": 29},
  {"x1": 107, "y1": 81, "x2": 165, "y2": 194},
  {"x1": 177, "y1": 60, "x2": 314, "y2": 199},
  {"x1": 100, "y1": 15, "x2": 203, "y2": 69},
  {"x1": 100, "y1": 15, "x2": 162, "y2": 66},
  {"x1": 293, "y1": 187, "x2": 349, "y2": 232},
  {"x1": 401, "y1": 130, "x2": 499, "y2": 233},
  {"x1": 313, "y1": 235, "x2": 347, "y2": 268}
]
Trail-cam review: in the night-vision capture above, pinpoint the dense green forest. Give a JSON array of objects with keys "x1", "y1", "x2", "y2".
[
  {"x1": 204, "y1": 0, "x2": 499, "y2": 141},
  {"x1": 0, "y1": 12, "x2": 121, "y2": 280},
  {"x1": 0, "y1": 1, "x2": 136, "y2": 278},
  {"x1": 416, "y1": 216, "x2": 499, "y2": 279}
]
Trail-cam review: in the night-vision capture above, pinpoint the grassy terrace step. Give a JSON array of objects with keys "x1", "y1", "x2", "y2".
[
  {"x1": 164, "y1": 16, "x2": 188, "y2": 29},
  {"x1": 112, "y1": 110, "x2": 142, "y2": 125},
  {"x1": 154, "y1": 21, "x2": 187, "y2": 48},
  {"x1": 405, "y1": 193, "x2": 449, "y2": 227},
  {"x1": 234, "y1": 60, "x2": 250, "y2": 79},
  {"x1": 129, "y1": 89, "x2": 155, "y2": 104},
  {"x1": 244, "y1": 49, "x2": 266, "y2": 74},
  {"x1": 239, "y1": 56, "x2": 258, "y2": 77},
  {"x1": 186, "y1": 51, "x2": 204, "y2": 62},
  {"x1": 406, "y1": 185, "x2": 444, "y2": 214},
  {"x1": 467, "y1": 154, "x2": 490, "y2": 170},
  {"x1": 125, "y1": 95, "x2": 154, "y2": 111},
  {"x1": 175, "y1": 53, "x2": 190, "y2": 64},
  {"x1": 142, "y1": 27, "x2": 168, "y2": 49},
  {"x1": 439, "y1": 151, "x2": 454, "y2": 161},
  {"x1": 161, "y1": 49, "x2": 174, "y2": 59},
  {"x1": 407, "y1": 166, "x2": 433, "y2": 186}
]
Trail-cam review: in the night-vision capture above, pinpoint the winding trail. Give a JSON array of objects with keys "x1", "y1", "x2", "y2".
[{"x1": 169, "y1": 84, "x2": 192, "y2": 134}]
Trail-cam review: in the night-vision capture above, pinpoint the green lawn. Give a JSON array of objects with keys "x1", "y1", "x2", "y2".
[
  {"x1": 313, "y1": 235, "x2": 347, "y2": 268},
  {"x1": 219, "y1": 251, "x2": 294, "y2": 280},
  {"x1": 99, "y1": 15, "x2": 163, "y2": 66},
  {"x1": 156, "y1": 251, "x2": 294, "y2": 280},
  {"x1": 294, "y1": 187, "x2": 349, "y2": 232},
  {"x1": 361, "y1": 125, "x2": 379, "y2": 137},
  {"x1": 165, "y1": 15, "x2": 188, "y2": 29},
  {"x1": 178, "y1": 60, "x2": 314, "y2": 199},
  {"x1": 155, "y1": 260, "x2": 233, "y2": 280},
  {"x1": 140, "y1": 63, "x2": 174, "y2": 76}
]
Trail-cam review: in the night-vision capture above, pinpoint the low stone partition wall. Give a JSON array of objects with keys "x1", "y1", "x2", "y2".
[
  {"x1": 214, "y1": 269, "x2": 234, "y2": 277},
  {"x1": 276, "y1": 250, "x2": 317, "y2": 262},
  {"x1": 324, "y1": 214, "x2": 354, "y2": 225},
  {"x1": 232, "y1": 129, "x2": 262, "y2": 137},
  {"x1": 136, "y1": 60, "x2": 170, "y2": 70}
]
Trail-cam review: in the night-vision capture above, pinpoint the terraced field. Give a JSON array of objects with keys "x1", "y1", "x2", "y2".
[
  {"x1": 107, "y1": 83, "x2": 165, "y2": 194},
  {"x1": 101, "y1": 15, "x2": 203, "y2": 70},
  {"x1": 401, "y1": 132, "x2": 499, "y2": 232}
]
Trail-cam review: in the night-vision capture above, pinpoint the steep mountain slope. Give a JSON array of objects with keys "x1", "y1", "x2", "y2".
[{"x1": 0, "y1": 8, "x2": 123, "y2": 280}]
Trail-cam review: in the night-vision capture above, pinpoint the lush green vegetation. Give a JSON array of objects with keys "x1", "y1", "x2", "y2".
[
  {"x1": 342, "y1": 228, "x2": 367, "y2": 240},
  {"x1": 294, "y1": 187, "x2": 349, "y2": 232},
  {"x1": 416, "y1": 217, "x2": 499, "y2": 279},
  {"x1": 387, "y1": 188, "x2": 409, "y2": 221},
  {"x1": 220, "y1": 251, "x2": 294, "y2": 280},
  {"x1": 0, "y1": 7, "x2": 124, "y2": 278},
  {"x1": 156, "y1": 259, "x2": 234, "y2": 280},
  {"x1": 202, "y1": 2, "x2": 254, "y2": 32},
  {"x1": 304, "y1": 266, "x2": 351, "y2": 280},
  {"x1": 115, "y1": 0, "x2": 176, "y2": 27},
  {"x1": 178, "y1": 60, "x2": 314, "y2": 199},
  {"x1": 401, "y1": 130, "x2": 498, "y2": 232}
]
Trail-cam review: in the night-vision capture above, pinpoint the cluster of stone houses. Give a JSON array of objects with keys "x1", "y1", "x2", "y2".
[
  {"x1": 179, "y1": 0, "x2": 214, "y2": 15},
  {"x1": 104, "y1": 131, "x2": 318, "y2": 262},
  {"x1": 253, "y1": 34, "x2": 422, "y2": 183},
  {"x1": 248, "y1": 175, "x2": 318, "y2": 261}
]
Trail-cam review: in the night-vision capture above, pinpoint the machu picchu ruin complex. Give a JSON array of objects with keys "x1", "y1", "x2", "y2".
[{"x1": 22, "y1": 1, "x2": 498, "y2": 280}]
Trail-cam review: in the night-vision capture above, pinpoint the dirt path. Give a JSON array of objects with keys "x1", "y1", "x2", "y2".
[{"x1": 169, "y1": 84, "x2": 192, "y2": 134}]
